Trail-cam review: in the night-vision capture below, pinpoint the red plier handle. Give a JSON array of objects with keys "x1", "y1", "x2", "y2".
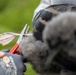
[
  {"x1": 9, "y1": 43, "x2": 19, "y2": 54},
  {"x1": 9, "y1": 24, "x2": 30, "y2": 54}
]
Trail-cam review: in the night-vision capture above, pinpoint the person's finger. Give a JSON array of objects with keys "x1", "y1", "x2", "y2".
[{"x1": 0, "y1": 51, "x2": 5, "y2": 58}]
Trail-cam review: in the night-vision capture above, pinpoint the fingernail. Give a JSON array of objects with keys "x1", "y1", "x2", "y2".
[{"x1": 0, "y1": 51, "x2": 5, "y2": 58}]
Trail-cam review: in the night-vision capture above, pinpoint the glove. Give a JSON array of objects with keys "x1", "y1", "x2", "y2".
[
  {"x1": 0, "y1": 51, "x2": 26, "y2": 75},
  {"x1": 33, "y1": 9, "x2": 53, "y2": 32},
  {"x1": 33, "y1": 7, "x2": 58, "y2": 41}
]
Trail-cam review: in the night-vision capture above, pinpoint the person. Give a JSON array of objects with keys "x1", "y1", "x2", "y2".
[{"x1": 32, "y1": 0, "x2": 76, "y2": 41}]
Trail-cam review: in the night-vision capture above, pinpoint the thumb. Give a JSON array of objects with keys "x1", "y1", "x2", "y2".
[{"x1": 0, "y1": 51, "x2": 5, "y2": 58}]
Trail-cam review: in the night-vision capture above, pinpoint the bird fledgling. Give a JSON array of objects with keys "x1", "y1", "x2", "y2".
[
  {"x1": 19, "y1": 35, "x2": 63, "y2": 75},
  {"x1": 19, "y1": 12, "x2": 76, "y2": 75}
]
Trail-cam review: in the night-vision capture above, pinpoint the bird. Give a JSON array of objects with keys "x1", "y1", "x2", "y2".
[{"x1": 19, "y1": 12, "x2": 76, "y2": 75}]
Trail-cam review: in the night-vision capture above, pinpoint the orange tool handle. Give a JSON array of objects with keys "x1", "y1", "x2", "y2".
[{"x1": 9, "y1": 43, "x2": 19, "y2": 54}]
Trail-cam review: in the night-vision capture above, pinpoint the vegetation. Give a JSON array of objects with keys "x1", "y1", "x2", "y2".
[{"x1": 0, "y1": 0, "x2": 40, "y2": 75}]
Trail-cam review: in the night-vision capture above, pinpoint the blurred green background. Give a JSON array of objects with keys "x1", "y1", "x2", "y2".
[{"x1": 0, "y1": 0, "x2": 40, "y2": 75}]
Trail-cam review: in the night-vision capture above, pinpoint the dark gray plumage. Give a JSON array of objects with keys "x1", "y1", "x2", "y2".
[
  {"x1": 20, "y1": 36, "x2": 53, "y2": 74},
  {"x1": 43, "y1": 12, "x2": 76, "y2": 57},
  {"x1": 19, "y1": 12, "x2": 76, "y2": 75}
]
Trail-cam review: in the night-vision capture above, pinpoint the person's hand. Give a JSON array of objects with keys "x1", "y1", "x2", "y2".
[{"x1": 0, "y1": 51, "x2": 26, "y2": 75}]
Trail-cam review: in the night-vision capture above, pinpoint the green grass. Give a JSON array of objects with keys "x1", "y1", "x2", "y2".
[
  {"x1": 0, "y1": 0, "x2": 40, "y2": 49},
  {"x1": 24, "y1": 63, "x2": 36, "y2": 75},
  {"x1": 0, "y1": 0, "x2": 40, "y2": 75}
]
